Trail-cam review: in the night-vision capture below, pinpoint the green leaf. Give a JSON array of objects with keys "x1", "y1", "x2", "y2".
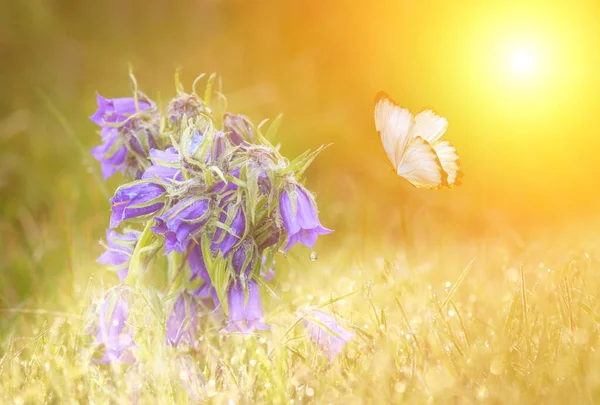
[
  {"x1": 256, "y1": 119, "x2": 279, "y2": 151},
  {"x1": 125, "y1": 222, "x2": 155, "y2": 287},
  {"x1": 201, "y1": 234, "x2": 231, "y2": 315},
  {"x1": 264, "y1": 113, "x2": 283, "y2": 141},
  {"x1": 283, "y1": 143, "x2": 332, "y2": 178}
]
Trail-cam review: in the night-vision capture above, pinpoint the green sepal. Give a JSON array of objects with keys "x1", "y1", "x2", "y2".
[
  {"x1": 200, "y1": 233, "x2": 231, "y2": 315},
  {"x1": 125, "y1": 221, "x2": 158, "y2": 287},
  {"x1": 264, "y1": 113, "x2": 283, "y2": 142},
  {"x1": 283, "y1": 143, "x2": 332, "y2": 179}
]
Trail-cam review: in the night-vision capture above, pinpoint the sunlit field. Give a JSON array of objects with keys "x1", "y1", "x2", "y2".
[{"x1": 2, "y1": 1, "x2": 600, "y2": 404}]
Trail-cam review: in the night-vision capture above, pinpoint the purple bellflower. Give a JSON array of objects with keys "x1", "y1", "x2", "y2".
[
  {"x1": 223, "y1": 113, "x2": 254, "y2": 146},
  {"x1": 90, "y1": 95, "x2": 159, "y2": 179},
  {"x1": 92, "y1": 286, "x2": 137, "y2": 363},
  {"x1": 90, "y1": 96, "x2": 151, "y2": 128},
  {"x1": 142, "y1": 147, "x2": 183, "y2": 183},
  {"x1": 97, "y1": 230, "x2": 139, "y2": 281},
  {"x1": 224, "y1": 244, "x2": 268, "y2": 333},
  {"x1": 153, "y1": 197, "x2": 210, "y2": 254},
  {"x1": 110, "y1": 181, "x2": 166, "y2": 228},
  {"x1": 279, "y1": 185, "x2": 332, "y2": 250},
  {"x1": 303, "y1": 309, "x2": 354, "y2": 361},
  {"x1": 166, "y1": 293, "x2": 198, "y2": 347},
  {"x1": 188, "y1": 244, "x2": 218, "y2": 306},
  {"x1": 225, "y1": 281, "x2": 268, "y2": 334}
]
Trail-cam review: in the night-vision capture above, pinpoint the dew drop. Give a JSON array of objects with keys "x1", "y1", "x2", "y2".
[
  {"x1": 394, "y1": 381, "x2": 407, "y2": 393},
  {"x1": 476, "y1": 386, "x2": 488, "y2": 400},
  {"x1": 309, "y1": 251, "x2": 318, "y2": 261}
]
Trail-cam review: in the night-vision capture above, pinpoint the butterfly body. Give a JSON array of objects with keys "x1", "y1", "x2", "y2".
[{"x1": 374, "y1": 91, "x2": 461, "y2": 189}]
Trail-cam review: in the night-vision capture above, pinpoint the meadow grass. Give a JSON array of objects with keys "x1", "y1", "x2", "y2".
[{"x1": 1, "y1": 220, "x2": 600, "y2": 404}]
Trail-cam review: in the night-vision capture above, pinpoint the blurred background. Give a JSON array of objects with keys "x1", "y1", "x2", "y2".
[{"x1": 1, "y1": 0, "x2": 599, "y2": 306}]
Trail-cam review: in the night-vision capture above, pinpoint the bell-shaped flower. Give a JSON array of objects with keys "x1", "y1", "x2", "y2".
[
  {"x1": 223, "y1": 243, "x2": 268, "y2": 333},
  {"x1": 97, "y1": 230, "x2": 139, "y2": 281},
  {"x1": 224, "y1": 280, "x2": 268, "y2": 334},
  {"x1": 153, "y1": 197, "x2": 211, "y2": 254},
  {"x1": 165, "y1": 293, "x2": 198, "y2": 347},
  {"x1": 110, "y1": 181, "x2": 166, "y2": 228},
  {"x1": 223, "y1": 113, "x2": 254, "y2": 145},
  {"x1": 92, "y1": 285, "x2": 137, "y2": 363},
  {"x1": 188, "y1": 244, "x2": 218, "y2": 306},
  {"x1": 279, "y1": 184, "x2": 332, "y2": 250},
  {"x1": 90, "y1": 95, "x2": 159, "y2": 179},
  {"x1": 90, "y1": 96, "x2": 151, "y2": 128},
  {"x1": 303, "y1": 309, "x2": 354, "y2": 361}
]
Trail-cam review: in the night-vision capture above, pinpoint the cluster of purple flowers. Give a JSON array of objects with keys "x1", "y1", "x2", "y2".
[{"x1": 87, "y1": 74, "x2": 352, "y2": 366}]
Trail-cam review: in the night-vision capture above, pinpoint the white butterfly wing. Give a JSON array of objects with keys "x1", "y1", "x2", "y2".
[
  {"x1": 397, "y1": 136, "x2": 446, "y2": 188},
  {"x1": 432, "y1": 141, "x2": 461, "y2": 186},
  {"x1": 374, "y1": 93, "x2": 413, "y2": 168},
  {"x1": 374, "y1": 91, "x2": 462, "y2": 189},
  {"x1": 409, "y1": 110, "x2": 448, "y2": 145}
]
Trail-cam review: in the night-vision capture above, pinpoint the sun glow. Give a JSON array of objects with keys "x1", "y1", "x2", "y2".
[{"x1": 509, "y1": 47, "x2": 535, "y2": 76}]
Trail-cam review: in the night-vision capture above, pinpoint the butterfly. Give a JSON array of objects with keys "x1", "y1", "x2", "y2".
[{"x1": 374, "y1": 91, "x2": 462, "y2": 189}]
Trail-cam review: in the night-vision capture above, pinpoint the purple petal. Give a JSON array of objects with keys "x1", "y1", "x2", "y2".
[
  {"x1": 304, "y1": 310, "x2": 353, "y2": 361},
  {"x1": 166, "y1": 294, "x2": 198, "y2": 347},
  {"x1": 142, "y1": 148, "x2": 183, "y2": 183},
  {"x1": 92, "y1": 286, "x2": 137, "y2": 363},
  {"x1": 110, "y1": 182, "x2": 166, "y2": 228},
  {"x1": 211, "y1": 204, "x2": 245, "y2": 257},
  {"x1": 212, "y1": 168, "x2": 241, "y2": 194},
  {"x1": 231, "y1": 244, "x2": 255, "y2": 277},
  {"x1": 224, "y1": 280, "x2": 267, "y2": 334},
  {"x1": 97, "y1": 230, "x2": 138, "y2": 281},
  {"x1": 152, "y1": 198, "x2": 210, "y2": 254},
  {"x1": 279, "y1": 185, "x2": 332, "y2": 250}
]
